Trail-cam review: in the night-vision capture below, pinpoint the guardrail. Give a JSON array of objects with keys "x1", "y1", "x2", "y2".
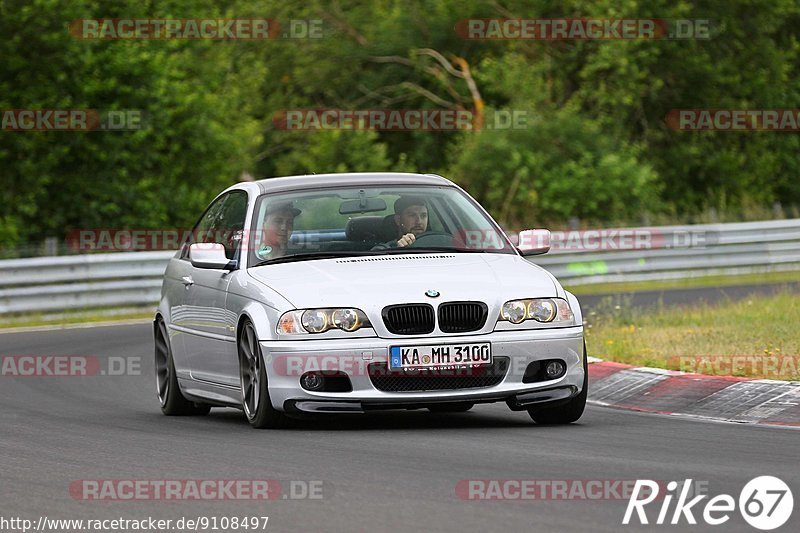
[
  {"x1": 1, "y1": 219, "x2": 799, "y2": 314},
  {"x1": 0, "y1": 251, "x2": 174, "y2": 314},
  {"x1": 534, "y1": 219, "x2": 800, "y2": 284}
]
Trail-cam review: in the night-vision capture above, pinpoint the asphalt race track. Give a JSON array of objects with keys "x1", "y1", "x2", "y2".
[{"x1": 1, "y1": 323, "x2": 798, "y2": 533}]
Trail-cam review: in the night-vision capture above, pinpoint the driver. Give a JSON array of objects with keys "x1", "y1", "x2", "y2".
[
  {"x1": 373, "y1": 196, "x2": 429, "y2": 249},
  {"x1": 393, "y1": 196, "x2": 429, "y2": 247}
]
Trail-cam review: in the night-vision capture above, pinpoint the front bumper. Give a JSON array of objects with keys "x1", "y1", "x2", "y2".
[{"x1": 260, "y1": 326, "x2": 584, "y2": 413}]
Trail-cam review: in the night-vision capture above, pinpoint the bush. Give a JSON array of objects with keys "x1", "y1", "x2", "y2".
[{"x1": 447, "y1": 108, "x2": 660, "y2": 227}]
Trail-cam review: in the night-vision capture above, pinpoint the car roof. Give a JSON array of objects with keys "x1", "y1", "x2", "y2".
[{"x1": 248, "y1": 172, "x2": 455, "y2": 195}]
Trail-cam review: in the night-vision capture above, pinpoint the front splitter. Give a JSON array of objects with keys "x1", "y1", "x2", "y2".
[{"x1": 285, "y1": 385, "x2": 580, "y2": 415}]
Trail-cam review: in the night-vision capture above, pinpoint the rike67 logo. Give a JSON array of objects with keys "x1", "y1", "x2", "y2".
[{"x1": 623, "y1": 476, "x2": 793, "y2": 530}]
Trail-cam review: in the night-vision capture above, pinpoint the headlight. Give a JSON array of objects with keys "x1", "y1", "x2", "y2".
[
  {"x1": 501, "y1": 301, "x2": 527, "y2": 324},
  {"x1": 302, "y1": 310, "x2": 329, "y2": 333},
  {"x1": 499, "y1": 298, "x2": 574, "y2": 325},
  {"x1": 332, "y1": 308, "x2": 362, "y2": 332},
  {"x1": 278, "y1": 308, "x2": 370, "y2": 335},
  {"x1": 528, "y1": 299, "x2": 556, "y2": 322}
]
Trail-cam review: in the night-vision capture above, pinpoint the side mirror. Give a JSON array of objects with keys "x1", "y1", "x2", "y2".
[
  {"x1": 189, "y1": 243, "x2": 237, "y2": 270},
  {"x1": 516, "y1": 229, "x2": 551, "y2": 256}
]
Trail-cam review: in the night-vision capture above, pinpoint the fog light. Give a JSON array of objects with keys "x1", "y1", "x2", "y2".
[
  {"x1": 545, "y1": 361, "x2": 565, "y2": 378},
  {"x1": 301, "y1": 372, "x2": 325, "y2": 391}
]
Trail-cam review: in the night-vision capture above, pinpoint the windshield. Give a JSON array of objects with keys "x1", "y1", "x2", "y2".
[{"x1": 247, "y1": 185, "x2": 515, "y2": 266}]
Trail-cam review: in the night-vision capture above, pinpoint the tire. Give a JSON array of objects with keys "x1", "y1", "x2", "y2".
[
  {"x1": 528, "y1": 342, "x2": 588, "y2": 425},
  {"x1": 238, "y1": 320, "x2": 291, "y2": 429},
  {"x1": 154, "y1": 318, "x2": 211, "y2": 416},
  {"x1": 428, "y1": 402, "x2": 474, "y2": 413}
]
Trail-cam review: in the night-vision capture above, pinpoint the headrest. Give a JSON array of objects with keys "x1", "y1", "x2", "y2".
[
  {"x1": 345, "y1": 216, "x2": 385, "y2": 241},
  {"x1": 378, "y1": 214, "x2": 401, "y2": 241}
]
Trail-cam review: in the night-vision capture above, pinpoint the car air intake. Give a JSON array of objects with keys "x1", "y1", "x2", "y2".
[
  {"x1": 382, "y1": 304, "x2": 435, "y2": 335},
  {"x1": 368, "y1": 357, "x2": 509, "y2": 392},
  {"x1": 438, "y1": 301, "x2": 488, "y2": 333}
]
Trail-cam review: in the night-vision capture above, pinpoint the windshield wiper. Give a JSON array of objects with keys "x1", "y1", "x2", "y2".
[
  {"x1": 251, "y1": 251, "x2": 375, "y2": 267},
  {"x1": 377, "y1": 246, "x2": 496, "y2": 254}
]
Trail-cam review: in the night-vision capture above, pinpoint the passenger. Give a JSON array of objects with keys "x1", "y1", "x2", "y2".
[{"x1": 256, "y1": 201, "x2": 301, "y2": 259}]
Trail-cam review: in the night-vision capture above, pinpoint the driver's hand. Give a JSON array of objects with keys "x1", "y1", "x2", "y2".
[{"x1": 397, "y1": 233, "x2": 416, "y2": 247}]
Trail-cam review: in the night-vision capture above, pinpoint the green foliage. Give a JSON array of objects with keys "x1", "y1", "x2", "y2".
[
  {"x1": 1, "y1": 0, "x2": 799, "y2": 252},
  {"x1": 272, "y1": 130, "x2": 391, "y2": 175},
  {"x1": 0, "y1": 0, "x2": 262, "y2": 246},
  {"x1": 448, "y1": 106, "x2": 660, "y2": 226}
]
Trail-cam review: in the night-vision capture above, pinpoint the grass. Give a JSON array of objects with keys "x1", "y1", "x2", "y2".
[
  {"x1": 585, "y1": 290, "x2": 800, "y2": 380},
  {"x1": 0, "y1": 307, "x2": 153, "y2": 330},
  {"x1": 565, "y1": 269, "x2": 800, "y2": 295}
]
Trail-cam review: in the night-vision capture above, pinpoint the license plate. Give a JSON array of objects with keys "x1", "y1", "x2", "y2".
[{"x1": 389, "y1": 342, "x2": 492, "y2": 370}]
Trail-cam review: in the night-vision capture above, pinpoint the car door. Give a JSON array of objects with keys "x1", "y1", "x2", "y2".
[
  {"x1": 162, "y1": 254, "x2": 196, "y2": 375},
  {"x1": 166, "y1": 195, "x2": 227, "y2": 373},
  {"x1": 183, "y1": 190, "x2": 248, "y2": 387}
]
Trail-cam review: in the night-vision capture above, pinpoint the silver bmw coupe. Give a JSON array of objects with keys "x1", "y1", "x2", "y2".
[{"x1": 154, "y1": 173, "x2": 586, "y2": 428}]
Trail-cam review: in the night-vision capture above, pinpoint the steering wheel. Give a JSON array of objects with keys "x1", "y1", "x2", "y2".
[{"x1": 407, "y1": 231, "x2": 454, "y2": 248}]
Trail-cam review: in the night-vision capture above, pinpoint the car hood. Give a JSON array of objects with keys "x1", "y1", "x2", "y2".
[{"x1": 247, "y1": 253, "x2": 559, "y2": 310}]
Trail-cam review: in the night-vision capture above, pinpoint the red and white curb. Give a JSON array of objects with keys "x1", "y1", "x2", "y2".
[{"x1": 587, "y1": 359, "x2": 800, "y2": 427}]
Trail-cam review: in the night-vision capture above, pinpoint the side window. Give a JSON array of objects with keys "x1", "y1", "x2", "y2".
[
  {"x1": 215, "y1": 191, "x2": 248, "y2": 259},
  {"x1": 181, "y1": 191, "x2": 248, "y2": 260},
  {"x1": 180, "y1": 195, "x2": 227, "y2": 260}
]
